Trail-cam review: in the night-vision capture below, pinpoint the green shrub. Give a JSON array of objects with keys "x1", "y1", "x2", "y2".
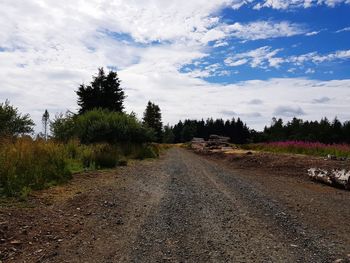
[
  {"x1": 75, "y1": 109, "x2": 155, "y2": 144},
  {"x1": 135, "y1": 144, "x2": 159, "y2": 160},
  {"x1": 50, "y1": 111, "x2": 76, "y2": 142},
  {"x1": 118, "y1": 157, "x2": 128, "y2": 166},
  {"x1": 92, "y1": 144, "x2": 119, "y2": 168}
]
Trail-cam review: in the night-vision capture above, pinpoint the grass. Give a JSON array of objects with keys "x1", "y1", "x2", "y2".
[
  {"x1": 242, "y1": 141, "x2": 350, "y2": 158},
  {"x1": 0, "y1": 138, "x2": 162, "y2": 198}
]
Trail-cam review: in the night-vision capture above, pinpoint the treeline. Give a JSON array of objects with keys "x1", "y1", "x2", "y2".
[
  {"x1": 260, "y1": 117, "x2": 350, "y2": 144},
  {"x1": 167, "y1": 118, "x2": 250, "y2": 144},
  {"x1": 164, "y1": 116, "x2": 350, "y2": 145}
]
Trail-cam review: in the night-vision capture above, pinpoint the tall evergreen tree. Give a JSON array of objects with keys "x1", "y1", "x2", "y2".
[
  {"x1": 76, "y1": 68, "x2": 125, "y2": 114},
  {"x1": 162, "y1": 124, "x2": 175, "y2": 143},
  {"x1": 143, "y1": 101, "x2": 163, "y2": 142}
]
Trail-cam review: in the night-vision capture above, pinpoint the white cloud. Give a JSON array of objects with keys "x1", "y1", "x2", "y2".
[
  {"x1": 225, "y1": 46, "x2": 284, "y2": 68},
  {"x1": 225, "y1": 47, "x2": 350, "y2": 69},
  {"x1": 185, "y1": 63, "x2": 229, "y2": 78},
  {"x1": 224, "y1": 58, "x2": 248, "y2": 67},
  {"x1": 254, "y1": 0, "x2": 350, "y2": 9},
  {"x1": 213, "y1": 40, "x2": 229, "y2": 47},
  {"x1": 336, "y1": 27, "x2": 350, "y2": 33},
  {"x1": 121, "y1": 74, "x2": 350, "y2": 130},
  {"x1": 222, "y1": 21, "x2": 306, "y2": 40},
  {"x1": 288, "y1": 49, "x2": 350, "y2": 64},
  {"x1": 305, "y1": 31, "x2": 321, "y2": 36},
  {"x1": 306, "y1": 68, "x2": 315, "y2": 74}
]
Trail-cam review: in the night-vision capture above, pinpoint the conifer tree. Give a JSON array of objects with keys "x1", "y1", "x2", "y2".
[
  {"x1": 76, "y1": 68, "x2": 125, "y2": 114},
  {"x1": 143, "y1": 101, "x2": 163, "y2": 142}
]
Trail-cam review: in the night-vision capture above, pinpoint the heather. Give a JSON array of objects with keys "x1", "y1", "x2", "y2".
[{"x1": 243, "y1": 141, "x2": 350, "y2": 158}]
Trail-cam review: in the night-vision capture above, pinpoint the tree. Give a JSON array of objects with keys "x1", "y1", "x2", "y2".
[
  {"x1": 0, "y1": 100, "x2": 34, "y2": 137},
  {"x1": 143, "y1": 101, "x2": 163, "y2": 142},
  {"x1": 162, "y1": 124, "x2": 175, "y2": 143},
  {"x1": 42, "y1": 109, "x2": 50, "y2": 140},
  {"x1": 50, "y1": 111, "x2": 76, "y2": 142},
  {"x1": 76, "y1": 68, "x2": 125, "y2": 114}
]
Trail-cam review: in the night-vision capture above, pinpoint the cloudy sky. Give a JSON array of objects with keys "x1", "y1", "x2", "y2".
[{"x1": 1, "y1": 0, "x2": 350, "y2": 131}]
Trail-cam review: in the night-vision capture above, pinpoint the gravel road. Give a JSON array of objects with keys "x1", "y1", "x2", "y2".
[{"x1": 2, "y1": 147, "x2": 350, "y2": 262}]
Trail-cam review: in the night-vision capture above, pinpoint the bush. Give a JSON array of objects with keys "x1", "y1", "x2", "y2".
[
  {"x1": 50, "y1": 111, "x2": 76, "y2": 142},
  {"x1": 92, "y1": 144, "x2": 119, "y2": 169},
  {"x1": 75, "y1": 109, "x2": 155, "y2": 144},
  {"x1": 135, "y1": 144, "x2": 159, "y2": 160}
]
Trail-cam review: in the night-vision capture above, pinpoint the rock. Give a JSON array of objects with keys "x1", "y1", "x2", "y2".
[
  {"x1": 116, "y1": 218, "x2": 124, "y2": 225},
  {"x1": 10, "y1": 240, "x2": 22, "y2": 245},
  {"x1": 327, "y1": 154, "x2": 337, "y2": 160}
]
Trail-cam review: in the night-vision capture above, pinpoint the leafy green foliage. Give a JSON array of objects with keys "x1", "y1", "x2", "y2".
[
  {"x1": 50, "y1": 109, "x2": 155, "y2": 144},
  {"x1": 0, "y1": 100, "x2": 34, "y2": 137},
  {"x1": 50, "y1": 111, "x2": 76, "y2": 142},
  {"x1": 76, "y1": 68, "x2": 125, "y2": 114},
  {"x1": 143, "y1": 101, "x2": 163, "y2": 142},
  {"x1": 135, "y1": 144, "x2": 159, "y2": 159},
  {"x1": 162, "y1": 125, "x2": 175, "y2": 143},
  {"x1": 75, "y1": 109, "x2": 155, "y2": 144}
]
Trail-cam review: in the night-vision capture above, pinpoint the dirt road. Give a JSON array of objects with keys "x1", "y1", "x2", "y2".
[{"x1": 1, "y1": 147, "x2": 350, "y2": 262}]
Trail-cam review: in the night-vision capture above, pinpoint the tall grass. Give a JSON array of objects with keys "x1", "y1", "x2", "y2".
[
  {"x1": 0, "y1": 138, "x2": 161, "y2": 197},
  {"x1": 242, "y1": 141, "x2": 350, "y2": 158},
  {"x1": 0, "y1": 138, "x2": 71, "y2": 197}
]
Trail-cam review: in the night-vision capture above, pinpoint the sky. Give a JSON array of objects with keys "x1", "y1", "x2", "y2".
[{"x1": 0, "y1": 0, "x2": 350, "y2": 131}]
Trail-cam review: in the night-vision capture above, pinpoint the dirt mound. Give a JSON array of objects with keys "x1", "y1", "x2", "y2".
[{"x1": 202, "y1": 150, "x2": 350, "y2": 178}]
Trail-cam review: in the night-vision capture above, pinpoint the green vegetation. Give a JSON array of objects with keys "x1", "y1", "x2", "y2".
[
  {"x1": 0, "y1": 100, "x2": 34, "y2": 137},
  {"x1": 0, "y1": 138, "x2": 71, "y2": 197},
  {"x1": 170, "y1": 118, "x2": 250, "y2": 144},
  {"x1": 242, "y1": 141, "x2": 350, "y2": 158},
  {"x1": 259, "y1": 117, "x2": 350, "y2": 144},
  {"x1": 76, "y1": 68, "x2": 125, "y2": 114},
  {"x1": 167, "y1": 116, "x2": 350, "y2": 145},
  {"x1": 143, "y1": 101, "x2": 163, "y2": 142},
  {"x1": 0, "y1": 138, "x2": 159, "y2": 197},
  {"x1": 0, "y1": 68, "x2": 164, "y2": 198}
]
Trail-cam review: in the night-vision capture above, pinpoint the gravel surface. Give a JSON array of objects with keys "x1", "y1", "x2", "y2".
[{"x1": 1, "y1": 147, "x2": 350, "y2": 262}]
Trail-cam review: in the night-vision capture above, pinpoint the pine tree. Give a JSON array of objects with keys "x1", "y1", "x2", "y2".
[
  {"x1": 143, "y1": 101, "x2": 163, "y2": 142},
  {"x1": 76, "y1": 68, "x2": 125, "y2": 114}
]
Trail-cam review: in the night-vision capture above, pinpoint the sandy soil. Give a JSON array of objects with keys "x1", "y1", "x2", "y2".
[{"x1": 1, "y1": 148, "x2": 350, "y2": 262}]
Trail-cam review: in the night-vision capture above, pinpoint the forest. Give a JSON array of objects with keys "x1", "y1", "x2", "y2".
[{"x1": 166, "y1": 116, "x2": 350, "y2": 144}]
